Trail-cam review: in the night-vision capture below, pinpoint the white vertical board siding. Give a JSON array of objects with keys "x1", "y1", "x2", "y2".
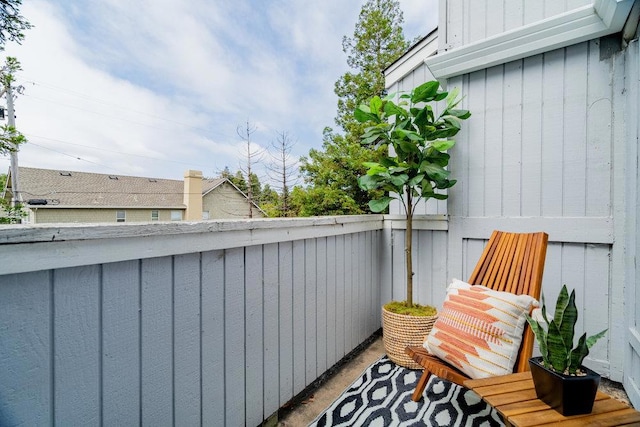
[
  {"x1": 442, "y1": 39, "x2": 622, "y2": 379},
  {"x1": 445, "y1": 0, "x2": 592, "y2": 50},
  {"x1": 0, "y1": 271, "x2": 52, "y2": 427},
  {"x1": 277, "y1": 241, "x2": 294, "y2": 407},
  {"x1": 102, "y1": 261, "x2": 141, "y2": 426},
  {"x1": 452, "y1": 40, "x2": 615, "y2": 220},
  {"x1": 385, "y1": 228, "x2": 450, "y2": 308},
  {"x1": 624, "y1": 37, "x2": 640, "y2": 408},
  {"x1": 174, "y1": 253, "x2": 202, "y2": 426},
  {"x1": 54, "y1": 266, "x2": 101, "y2": 426},
  {"x1": 201, "y1": 250, "x2": 225, "y2": 425},
  {"x1": 0, "y1": 226, "x2": 382, "y2": 426},
  {"x1": 141, "y1": 257, "x2": 174, "y2": 427}
]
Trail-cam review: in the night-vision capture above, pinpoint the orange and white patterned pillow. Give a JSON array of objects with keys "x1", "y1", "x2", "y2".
[{"x1": 424, "y1": 279, "x2": 538, "y2": 379}]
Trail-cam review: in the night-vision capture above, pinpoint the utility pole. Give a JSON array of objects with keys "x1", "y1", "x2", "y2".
[
  {"x1": 6, "y1": 78, "x2": 19, "y2": 207},
  {"x1": 0, "y1": 57, "x2": 24, "y2": 208}
]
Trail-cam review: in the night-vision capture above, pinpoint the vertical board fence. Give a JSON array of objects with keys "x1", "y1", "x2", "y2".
[{"x1": 0, "y1": 217, "x2": 384, "y2": 426}]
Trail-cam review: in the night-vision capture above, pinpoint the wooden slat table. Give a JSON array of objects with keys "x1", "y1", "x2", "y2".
[{"x1": 464, "y1": 372, "x2": 640, "y2": 426}]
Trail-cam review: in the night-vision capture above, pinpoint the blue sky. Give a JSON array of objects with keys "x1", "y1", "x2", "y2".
[{"x1": 1, "y1": 0, "x2": 437, "y2": 181}]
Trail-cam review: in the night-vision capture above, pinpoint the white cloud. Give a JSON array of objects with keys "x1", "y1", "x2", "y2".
[{"x1": 1, "y1": 0, "x2": 440, "y2": 182}]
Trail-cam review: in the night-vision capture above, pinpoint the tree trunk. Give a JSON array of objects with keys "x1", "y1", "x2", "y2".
[{"x1": 406, "y1": 188, "x2": 413, "y2": 306}]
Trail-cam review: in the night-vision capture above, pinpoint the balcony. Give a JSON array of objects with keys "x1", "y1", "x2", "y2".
[
  {"x1": 0, "y1": 212, "x2": 636, "y2": 425},
  {"x1": 0, "y1": 215, "x2": 421, "y2": 426}
]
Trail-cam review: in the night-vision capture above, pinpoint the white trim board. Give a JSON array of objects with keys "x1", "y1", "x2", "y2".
[
  {"x1": 385, "y1": 31, "x2": 438, "y2": 87},
  {"x1": 425, "y1": 0, "x2": 635, "y2": 79}
]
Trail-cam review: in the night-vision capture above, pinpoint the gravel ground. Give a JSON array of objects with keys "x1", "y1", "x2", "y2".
[{"x1": 600, "y1": 377, "x2": 633, "y2": 407}]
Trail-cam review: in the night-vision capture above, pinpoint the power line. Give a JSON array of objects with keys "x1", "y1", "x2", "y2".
[
  {"x1": 25, "y1": 134, "x2": 212, "y2": 167},
  {"x1": 26, "y1": 141, "x2": 120, "y2": 170},
  {"x1": 18, "y1": 77, "x2": 238, "y2": 140}
]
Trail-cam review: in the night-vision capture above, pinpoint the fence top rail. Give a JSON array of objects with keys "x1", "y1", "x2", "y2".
[
  {"x1": 0, "y1": 215, "x2": 384, "y2": 245},
  {"x1": 0, "y1": 215, "x2": 453, "y2": 275}
]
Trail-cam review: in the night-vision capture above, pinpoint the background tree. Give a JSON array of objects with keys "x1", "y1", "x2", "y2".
[
  {"x1": 0, "y1": 0, "x2": 30, "y2": 155},
  {"x1": 298, "y1": 0, "x2": 410, "y2": 215},
  {"x1": 0, "y1": 0, "x2": 31, "y2": 49},
  {"x1": 266, "y1": 130, "x2": 299, "y2": 217},
  {"x1": 0, "y1": 56, "x2": 26, "y2": 155},
  {"x1": 236, "y1": 121, "x2": 265, "y2": 218}
]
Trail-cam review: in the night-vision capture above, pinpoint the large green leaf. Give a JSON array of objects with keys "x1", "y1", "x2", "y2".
[
  {"x1": 547, "y1": 320, "x2": 568, "y2": 372},
  {"x1": 557, "y1": 289, "x2": 577, "y2": 357},
  {"x1": 362, "y1": 134, "x2": 380, "y2": 145},
  {"x1": 380, "y1": 157, "x2": 399, "y2": 167},
  {"x1": 420, "y1": 179, "x2": 433, "y2": 194},
  {"x1": 389, "y1": 174, "x2": 408, "y2": 187},
  {"x1": 434, "y1": 178, "x2": 456, "y2": 189},
  {"x1": 443, "y1": 117, "x2": 461, "y2": 130},
  {"x1": 406, "y1": 174, "x2": 424, "y2": 187},
  {"x1": 526, "y1": 314, "x2": 549, "y2": 363},
  {"x1": 411, "y1": 81, "x2": 440, "y2": 103},
  {"x1": 431, "y1": 140, "x2": 455, "y2": 152},
  {"x1": 420, "y1": 162, "x2": 450, "y2": 181},
  {"x1": 427, "y1": 192, "x2": 448, "y2": 200},
  {"x1": 586, "y1": 329, "x2": 608, "y2": 348},
  {"x1": 568, "y1": 333, "x2": 589, "y2": 373},
  {"x1": 358, "y1": 174, "x2": 381, "y2": 191},
  {"x1": 369, "y1": 197, "x2": 394, "y2": 212},
  {"x1": 540, "y1": 292, "x2": 550, "y2": 324},
  {"x1": 354, "y1": 106, "x2": 379, "y2": 123},
  {"x1": 384, "y1": 101, "x2": 407, "y2": 118},
  {"x1": 398, "y1": 140, "x2": 420, "y2": 153},
  {"x1": 389, "y1": 166, "x2": 408, "y2": 174},
  {"x1": 433, "y1": 91, "x2": 448, "y2": 101},
  {"x1": 446, "y1": 87, "x2": 460, "y2": 109},
  {"x1": 396, "y1": 129, "x2": 423, "y2": 142},
  {"x1": 447, "y1": 109, "x2": 471, "y2": 119},
  {"x1": 369, "y1": 96, "x2": 383, "y2": 114},
  {"x1": 553, "y1": 285, "x2": 570, "y2": 325}
]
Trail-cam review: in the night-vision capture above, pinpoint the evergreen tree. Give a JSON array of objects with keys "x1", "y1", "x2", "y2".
[
  {"x1": 0, "y1": 0, "x2": 31, "y2": 49},
  {"x1": 299, "y1": 0, "x2": 410, "y2": 215}
]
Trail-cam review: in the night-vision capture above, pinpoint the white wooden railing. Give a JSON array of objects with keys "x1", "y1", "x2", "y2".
[{"x1": 1, "y1": 215, "x2": 451, "y2": 426}]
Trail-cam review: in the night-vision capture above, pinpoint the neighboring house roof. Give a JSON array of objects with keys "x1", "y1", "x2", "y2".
[{"x1": 11, "y1": 167, "x2": 227, "y2": 209}]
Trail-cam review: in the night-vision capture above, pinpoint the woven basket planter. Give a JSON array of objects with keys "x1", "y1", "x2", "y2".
[{"x1": 382, "y1": 305, "x2": 438, "y2": 369}]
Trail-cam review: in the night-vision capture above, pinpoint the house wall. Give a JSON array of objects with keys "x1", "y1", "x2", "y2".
[
  {"x1": 446, "y1": 27, "x2": 626, "y2": 385},
  {"x1": 624, "y1": 34, "x2": 640, "y2": 408},
  {"x1": 203, "y1": 182, "x2": 265, "y2": 219},
  {"x1": 439, "y1": 0, "x2": 592, "y2": 51},
  {"x1": 30, "y1": 208, "x2": 181, "y2": 223},
  {"x1": 0, "y1": 217, "x2": 382, "y2": 426},
  {"x1": 384, "y1": 2, "x2": 635, "y2": 385}
]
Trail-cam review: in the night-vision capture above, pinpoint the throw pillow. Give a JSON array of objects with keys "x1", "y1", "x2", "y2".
[{"x1": 423, "y1": 279, "x2": 538, "y2": 379}]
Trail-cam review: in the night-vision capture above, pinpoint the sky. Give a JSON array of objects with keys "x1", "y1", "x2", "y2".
[{"x1": 1, "y1": 0, "x2": 438, "y2": 183}]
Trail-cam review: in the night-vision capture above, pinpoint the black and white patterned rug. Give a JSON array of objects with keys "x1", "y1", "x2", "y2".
[{"x1": 309, "y1": 357, "x2": 504, "y2": 427}]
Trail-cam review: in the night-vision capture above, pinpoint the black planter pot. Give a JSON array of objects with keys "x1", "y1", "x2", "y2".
[{"x1": 529, "y1": 356, "x2": 601, "y2": 416}]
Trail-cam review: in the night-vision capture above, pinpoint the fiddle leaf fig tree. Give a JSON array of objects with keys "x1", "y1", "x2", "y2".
[{"x1": 355, "y1": 81, "x2": 470, "y2": 307}]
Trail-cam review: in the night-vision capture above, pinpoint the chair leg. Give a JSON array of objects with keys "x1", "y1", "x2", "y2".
[{"x1": 412, "y1": 369, "x2": 432, "y2": 402}]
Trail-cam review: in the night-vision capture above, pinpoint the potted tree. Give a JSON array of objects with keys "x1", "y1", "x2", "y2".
[
  {"x1": 354, "y1": 81, "x2": 470, "y2": 367},
  {"x1": 525, "y1": 285, "x2": 608, "y2": 416}
]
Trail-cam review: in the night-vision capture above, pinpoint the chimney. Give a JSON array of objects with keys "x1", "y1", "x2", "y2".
[{"x1": 183, "y1": 169, "x2": 203, "y2": 221}]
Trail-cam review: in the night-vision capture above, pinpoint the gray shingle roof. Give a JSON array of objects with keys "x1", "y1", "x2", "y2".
[{"x1": 16, "y1": 167, "x2": 226, "y2": 208}]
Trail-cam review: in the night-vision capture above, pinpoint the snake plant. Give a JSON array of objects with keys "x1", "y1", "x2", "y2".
[{"x1": 525, "y1": 285, "x2": 607, "y2": 375}]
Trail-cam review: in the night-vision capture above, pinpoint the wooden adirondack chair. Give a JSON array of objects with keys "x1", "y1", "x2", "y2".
[{"x1": 405, "y1": 230, "x2": 548, "y2": 402}]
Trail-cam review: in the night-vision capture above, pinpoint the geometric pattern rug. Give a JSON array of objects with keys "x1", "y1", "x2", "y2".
[{"x1": 309, "y1": 356, "x2": 505, "y2": 427}]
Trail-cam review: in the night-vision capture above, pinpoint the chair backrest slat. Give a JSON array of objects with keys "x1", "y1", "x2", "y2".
[{"x1": 466, "y1": 230, "x2": 549, "y2": 373}]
